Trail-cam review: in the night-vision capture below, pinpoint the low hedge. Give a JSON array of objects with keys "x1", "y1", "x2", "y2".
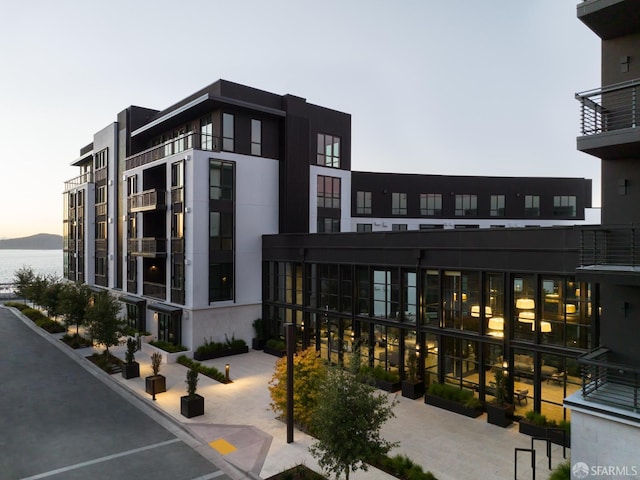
[
  {"x1": 177, "y1": 355, "x2": 228, "y2": 384},
  {"x1": 427, "y1": 383, "x2": 482, "y2": 409},
  {"x1": 21, "y1": 307, "x2": 48, "y2": 322},
  {"x1": 524, "y1": 410, "x2": 570, "y2": 432},
  {"x1": 373, "y1": 454, "x2": 438, "y2": 480},
  {"x1": 149, "y1": 340, "x2": 188, "y2": 353},
  {"x1": 360, "y1": 365, "x2": 400, "y2": 383},
  {"x1": 61, "y1": 333, "x2": 93, "y2": 349},
  {"x1": 35, "y1": 317, "x2": 66, "y2": 333},
  {"x1": 4, "y1": 301, "x2": 29, "y2": 311},
  {"x1": 195, "y1": 335, "x2": 247, "y2": 356}
]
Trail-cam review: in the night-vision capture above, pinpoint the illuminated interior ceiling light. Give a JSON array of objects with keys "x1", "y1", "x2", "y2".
[
  {"x1": 488, "y1": 316, "x2": 504, "y2": 330},
  {"x1": 565, "y1": 304, "x2": 576, "y2": 314},
  {"x1": 518, "y1": 311, "x2": 535, "y2": 323},
  {"x1": 471, "y1": 305, "x2": 492, "y2": 318},
  {"x1": 532, "y1": 321, "x2": 552, "y2": 333},
  {"x1": 516, "y1": 298, "x2": 535, "y2": 310}
]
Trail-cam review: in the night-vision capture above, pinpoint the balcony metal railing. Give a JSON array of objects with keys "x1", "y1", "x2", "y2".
[
  {"x1": 128, "y1": 237, "x2": 167, "y2": 257},
  {"x1": 64, "y1": 171, "x2": 93, "y2": 190},
  {"x1": 125, "y1": 133, "x2": 220, "y2": 170},
  {"x1": 95, "y1": 203, "x2": 108, "y2": 217},
  {"x1": 143, "y1": 281, "x2": 166, "y2": 300},
  {"x1": 580, "y1": 226, "x2": 640, "y2": 267},
  {"x1": 576, "y1": 79, "x2": 640, "y2": 136},
  {"x1": 128, "y1": 189, "x2": 166, "y2": 212},
  {"x1": 579, "y1": 348, "x2": 640, "y2": 413}
]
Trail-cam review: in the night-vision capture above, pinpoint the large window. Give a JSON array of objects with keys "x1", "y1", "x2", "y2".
[
  {"x1": 251, "y1": 119, "x2": 261, "y2": 156},
  {"x1": 392, "y1": 193, "x2": 407, "y2": 215},
  {"x1": 525, "y1": 195, "x2": 540, "y2": 217},
  {"x1": 317, "y1": 175, "x2": 341, "y2": 208},
  {"x1": 373, "y1": 268, "x2": 400, "y2": 319},
  {"x1": 222, "y1": 113, "x2": 234, "y2": 152},
  {"x1": 210, "y1": 160, "x2": 233, "y2": 200},
  {"x1": 200, "y1": 115, "x2": 213, "y2": 150},
  {"x1": 356, "y1": 191, "x2": 372, "y2": 214},
  {"x1": 95, "y1": 149, "x2": 107, "y2": 170},
  {"x1": 455, "y1": 195, "x2": 477, "y2": 216},
  {"x1": 157, "y1": 311, "x2": 181, "y2": 346},
  {"x1": 357, "y1": 223, "x2": 372, "y2": 232},
  {"x1": 317, "y1": 133, "x2": 341, "y2": 168},
  {"x1": 210, "y1": 263, "x2": 233, "y2": 301},
  {"x1": 420, "y1": 193, "x2": 442, "y2": 216},
  {"x1": 96, "y1": 185, "x2": 107, "y2": 204},
  {"x1": 210, "y1": 212, "x2": 233, "y2": 250},
  {"x1": 392, "y1": 224, "x2": 407, "y2": 231},
  {"x1": 317, "y1": 217, "x2": 340, "y2": 233},
  {"x1": 553, "y1": 195, "x2": 576, "y2": 217},
  {"x1": 443, "y1": 271, "x2": 480, "y2": 332},
  {"x1": 490, "y1": 195, "x2": 505, "y2": 217}
]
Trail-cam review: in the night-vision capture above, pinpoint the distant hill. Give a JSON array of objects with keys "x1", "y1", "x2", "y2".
[{"x1": 0, "y1": 234, "x2": 63, "y2": 250}]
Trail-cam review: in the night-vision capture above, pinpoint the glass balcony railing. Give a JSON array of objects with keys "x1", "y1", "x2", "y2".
[
  {"x1": 576, "y1": 79, "x2": 640, "y2": 136},
  {"x1": 128, "y1": 189, "x2": 166, "y2": 212},
  {"x1": 126, "y1": 133, "x2": 220, "y2": 170},
  {"x1": 128, "y1": 238, "x2": 167, "y2": 257}
]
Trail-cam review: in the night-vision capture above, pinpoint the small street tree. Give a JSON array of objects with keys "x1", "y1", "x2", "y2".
[
  {"x1": 85, "y1": 291, "x2": 124, "y2": 355},
  {"x1": 59, "y1": 283, "x2": 92, "y2": 334},
  {"x1": 268, "y1": 347, "x2": 327, "y2": 429},
  {"x1": 309, "y1": 366, "x2": 398, "y2": 480},
  {"x1": 13, "y1": 266, "x2": 35, "y2": 302},
  {"x1": 41, "y1": 276, "x2": 63, "y2": 319}
]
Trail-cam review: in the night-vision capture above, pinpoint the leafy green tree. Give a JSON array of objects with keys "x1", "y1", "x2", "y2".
[
  {"x1": 268, "y1": 347, "x2": 327, "y2": 429},
  {"x1": 59, "y1": 283, "x2": 92, "y2": 334},
  {"x1": 309, "y1": 366, "x2": 399, "y2": 480},
  {"x1": 29, "y1": 274, "x2": 50, "y2": 309},
  {"x1": 85, "y1": 291, "x2": 124, "y2": 355},
  {"x1": 41, "y1": 276, "x2": 63, "y2": 319},
  {"x1": 13, "y1": 266, "x2": 35, "y2": 302}
]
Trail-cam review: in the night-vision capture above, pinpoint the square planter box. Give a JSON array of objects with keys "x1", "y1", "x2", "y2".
[
  {"x1": 401, "y1": 380, "x2": 425, "y2": 399},
  {"x1": 145, "y1": 375, "x2": 166, "y2": 395},
  {"x1": 486, "y1": 403, "x2": 514, "y2": 427},
  {"x1": 122, "y1": 362, "x2": 140, "y2": 379},
  {"x1": 375, "y1": 378, "x2": 401, "y2": 393},
  {"x1": 263, "y1": 346, "x2": 286, "y2": 357},
  {"x1": 181, "y1": 394, "x2": 205, "y2": 418},
  {"x1": 518, "y1": 420, "x2": 570, "y2": 447},
  {"x1": 425, "y1": 393, "x2": 484, "y2": 418}
]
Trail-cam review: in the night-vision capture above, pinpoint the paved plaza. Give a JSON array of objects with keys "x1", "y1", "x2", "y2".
[{"x1": 1, "y1": 304, "x2": 568, "y2": 479}]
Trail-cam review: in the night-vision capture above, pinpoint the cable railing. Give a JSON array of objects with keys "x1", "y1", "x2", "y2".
[
  {"x1": 576, "y1": 79, "x2": 640, "y2": 135},
  {"x1": 579, "y1": 226, "x2": 640, "y2": 267},
  {"x1": 125, "y1": 133, "x2": 220, "y2": 170},
  {"x1": 579, "y1": 347, "x2": 640, "y2": 413}
]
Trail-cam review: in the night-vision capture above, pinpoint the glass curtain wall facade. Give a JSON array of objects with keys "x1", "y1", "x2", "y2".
[{"x1": 264, "y1": 261, "x2": 593, "y2": 421}]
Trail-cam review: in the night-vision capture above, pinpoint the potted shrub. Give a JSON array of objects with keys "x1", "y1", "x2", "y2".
[
  {"x1": 486, "y1": 369, "x2": 514, "y2": 427},
  {"x1": 181, "y1": 367, "x2": 205, "y2": 418},
  {"x1": 145, "y1": 352, "x2": 166, "y2": 396},
  {"x1": 251, "y1": 318, "x2": 265, "y2": 350},
  {"x1": 425, "y1": 382, "x2": 484, "y2": 418},
  {"x1": 122, "y1": 337, "x2": 140, "y2": 379},
  {"x1": 401, "y1": 352, "x2": 425, "y2": 399}
]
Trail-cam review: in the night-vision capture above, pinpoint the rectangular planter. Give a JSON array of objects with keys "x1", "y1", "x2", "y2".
[
  {"x1": 141, "y1": 342, "x2": 191, "y2": 364},
  {"x1": 486, "y1": 403, "x2": 514, "y2": 427},
  {"x1": 375, "y1": 378, "x2": 401, "y2": 393},
  {"x1": 193, "y1": 345, "x2": 249, "y2": 361},
  {"x1": 518, "y1": 420, "x2": 570, "y2": 447},
  {"x1": 425, "y1": 393, "x2": 483, "y2": 418},
  {"x1": 122, "y1": 362, "x2": 140, "y2": 379},
  {"x1": 263, "y1": 346, "x2": 286, "y2": 357},
  {"x1": 145, "y1": 375, "x2": 166, "y2": 395},
  {"x1": 181, "y1": 394, "x2": 205, "y2": 418},
  {"x1": 401, "y1": 380, "x2": 425, "y2": 399}
]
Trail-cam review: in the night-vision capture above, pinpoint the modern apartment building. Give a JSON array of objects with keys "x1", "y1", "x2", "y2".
[{"x1": 563, "y1": 0, "x2": 640, "y2": 470}]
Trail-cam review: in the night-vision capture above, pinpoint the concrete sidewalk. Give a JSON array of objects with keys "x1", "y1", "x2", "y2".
[{"x1": 100, "y1": 342, "x2": 568, "y2": 480}]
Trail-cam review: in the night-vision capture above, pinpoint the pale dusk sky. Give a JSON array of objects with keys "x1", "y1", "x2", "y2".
[{"x1": 0, "y1": 1, "x2": 600, "y2": 239}]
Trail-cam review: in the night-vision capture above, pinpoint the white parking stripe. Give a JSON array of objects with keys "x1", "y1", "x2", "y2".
[
  {"x1": 191, "y1": 472, "x2": 227, "y2": 480},
  {"x1": 20, "y1": 438, "x2": 182, "y2": 480}
]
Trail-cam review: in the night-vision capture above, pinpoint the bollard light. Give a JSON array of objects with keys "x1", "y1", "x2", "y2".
[{"x1": 225, "y1": 364, "x2": 230, "y2": 383}]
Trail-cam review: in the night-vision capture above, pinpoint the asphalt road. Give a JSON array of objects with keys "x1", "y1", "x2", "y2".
[{"x1": 0, "y1": 306, "x2": 233, "y2": 480}]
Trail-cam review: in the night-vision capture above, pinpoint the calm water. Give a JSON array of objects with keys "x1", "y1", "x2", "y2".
[{"x1": 0, "y1": 250, "x2": 63, "y2": 284}]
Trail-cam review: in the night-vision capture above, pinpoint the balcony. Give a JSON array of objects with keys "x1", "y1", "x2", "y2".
[
  {"x1": 64, "y1": 171, "x2": 93, "y2": 191},
  {"x1": 128, "y1": 237, "x2": 167, "y2": 258},
  {"x1": 576, "y1": 347, "x2": 640, "y2": 415},
  {"x1": 577, "y1": 0, "x2": 640, "y2": 40},
  {"x1": 128, "y1": 189, "x2": 166, "y2": 212},
  {"x1": 125, "y1": 132, "x2": 219, "y2": 170},
  {"x1": 578, "y1": 226, "x2": 640, "y2": 284},
  {"x1": 576, "y1": 79, "x2": 640, "y2": 158}
]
